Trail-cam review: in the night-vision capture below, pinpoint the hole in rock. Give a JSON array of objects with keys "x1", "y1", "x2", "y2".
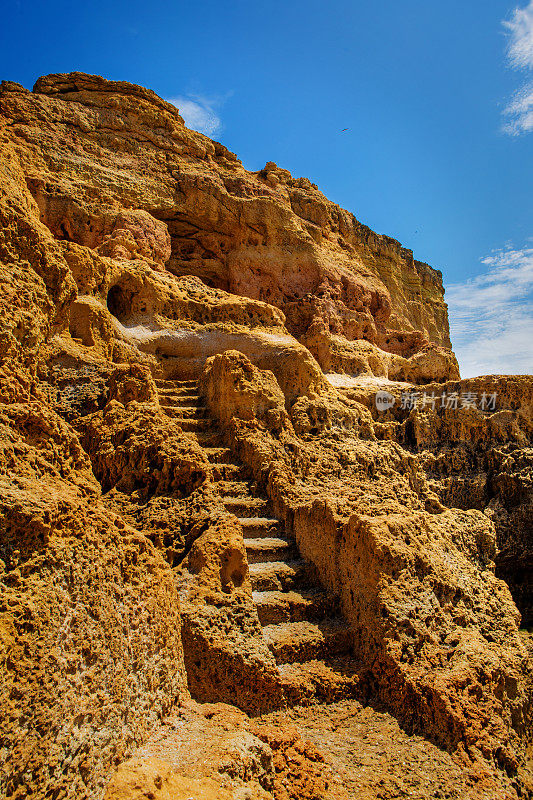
[
  {"x1": 231, "y1": 569, "x2": 244, "y2": 587},
  {"x1": 58, "y1": 222, "x2": 74, "y2": 242},
  {"x1": 107, "y1": 284, "x2": 134, "y2": 323},
  {"x1": 495, "y1": 560, "x2": 533, "y2": 629}
]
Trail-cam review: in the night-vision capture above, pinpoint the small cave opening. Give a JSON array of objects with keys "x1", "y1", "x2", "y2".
[
  {"x1": 57, "y1": 222, "x2": 74, "y2": 242},
  {"x1": 107, "y1": 284, "x2": 133, "y2": 323},
  {"x1": 495, "y1": 558, "x2": 533, "y2": 630}
]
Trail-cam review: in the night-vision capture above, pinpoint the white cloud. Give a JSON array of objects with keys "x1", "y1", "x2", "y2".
[
  {"x1": 502, "y1": 82, "x2": 533, "y2": 133},
  {"x1": 447, "y1": 246, "x2": 533, "y2": 377},
  {"x1": 504, "y1": 0, "x2": 533, "y2": 68},
  {"x1": 502, "y1": 1, "x2": 533, "y2": 135},
  {"x1": 167, "y1": 94, "x2": 223, "y2": 136}
]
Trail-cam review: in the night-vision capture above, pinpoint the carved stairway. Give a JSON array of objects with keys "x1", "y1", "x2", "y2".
[{"x1": 155, "y1": 377, "x2": 361, "y2": 705}]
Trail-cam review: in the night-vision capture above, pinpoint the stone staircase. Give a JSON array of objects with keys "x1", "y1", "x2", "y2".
[{"x1": 155, "y1": 377, "x2": 361, "y2": 705}]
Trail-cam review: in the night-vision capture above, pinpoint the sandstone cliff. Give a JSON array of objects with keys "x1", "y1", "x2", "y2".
[{"x1": 0, "y1": 73, "x2": 531, "y2": 800}]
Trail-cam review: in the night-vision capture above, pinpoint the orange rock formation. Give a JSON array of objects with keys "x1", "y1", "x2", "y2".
[{"x1": 0, "y1": 73, "x2": 531, "y2": 799}]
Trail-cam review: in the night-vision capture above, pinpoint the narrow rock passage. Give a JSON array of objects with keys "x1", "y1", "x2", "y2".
[{"x1": 155, "y1": 377, "x2": 361, "y2": 705}]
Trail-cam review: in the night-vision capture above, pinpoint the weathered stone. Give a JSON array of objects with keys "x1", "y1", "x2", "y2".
[{"x1": 0, "y1": 70, "x2": 532, "y2": 800}]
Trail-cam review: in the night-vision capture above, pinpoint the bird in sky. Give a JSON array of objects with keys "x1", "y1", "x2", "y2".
[{"x1": 341, "y1": 128, "x2": 349, "y2": 132}]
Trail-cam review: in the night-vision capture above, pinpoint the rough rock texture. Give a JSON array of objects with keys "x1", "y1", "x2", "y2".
[
  {"x1": 1, "y1": 72, "x2": 459, "y2": 385},
  {"x1": 0, "y1": 366, "x2": 187, "y2": 800},
  {"x1": 202, "y1": 351, "x2": 532, "y2": 785},
  {"x1": 97, "y1": 210, "x2": 172, "y2": 268},
  {"x1": 104, "y1": 698, "x2": 529, "y2": 800},
  {"x1": 349, "y1": 374, "x2": 533, "y2": 628},
  {"x1": 104, "y1": 700, "x2": 341, "y2": 800},
  {"x1": 178, "y1": 513, "x2": 285, "y2": 715},
  {"x1": 0, "y1": 71, "x2": 532, "y2": 800},
  {"x1": 264, "y1": 701, "x2": 526, "y2": 800}
]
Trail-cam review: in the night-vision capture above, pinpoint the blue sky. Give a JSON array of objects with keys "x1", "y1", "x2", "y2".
[{"x1": 1, "y1": 0, "x2": 532, "y2": 376}]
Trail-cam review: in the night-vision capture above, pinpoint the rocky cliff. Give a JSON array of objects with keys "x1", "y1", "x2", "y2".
[{"x1": 0, "y1": 73, "x2": 531, "y2": 800}]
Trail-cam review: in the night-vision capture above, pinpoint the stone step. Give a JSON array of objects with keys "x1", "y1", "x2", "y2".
[
  {"x1": 163, "y1": 405, "x2": 208, "y2": 419},
  {"x1": 211, "y1": 463, "x2": 246, "y2": 481},
  {"x1": 249, "y1": 559, "x2": 316, "y2": 592},
  {"x1": 159, "y1": 394, "x2": 203, "y2": 406},
  {"x1": 262, "y1": 619, "x2": 352, "y2": 664},
  {"x1": 278, "y1": 656, "x2": 361, "y2": 707},
  {"x1": 204, "y1": 446, "x2": 237, "y2": 464},
  {"x1": 223, "y1": 497, "x2": 270, "y2": 517},
  {"x1": 245, "y1": 536, "x2": 297, "y2": 565},
  {"x1": 157, "y1": 386, "x2": 200, "y2": 396},
  {"x1": 163, "y1": 398, "x2": 203, "y2": 408},
  {"x1": 196, "y1": 431, "x2": 225, "y2": 448},
  {"x1": 161, "y1": 394, "x2": 202, "y2": 404},
  {"x1": 155, "y1": 379, "x2": 197, "y2": 389},
  {"x1": 160, "y1": 402, "x2": 208, "y2": 416},
  {"x1": 239, "y1": 517, "x2": 284, "y2": 539},
  {"x1": 164, "y1": 415, "x2": 213, "y2": 432},
  {"x1": 216, "y1": 480, "x2": 253, "y2": 496},
  {"x1": 212, "y1": 464, "x2": 246, "y2": 482},
  {"x1": 157, "y1": 387, "x2": 198, "y2": 396},
  {"x1": 252, "y1": 588, "x2": 339, "y2": 625}
]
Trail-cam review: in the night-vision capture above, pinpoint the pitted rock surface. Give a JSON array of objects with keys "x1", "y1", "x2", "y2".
[{"x1": 0, "y1": 73, "x2": 531, "y2": 800}]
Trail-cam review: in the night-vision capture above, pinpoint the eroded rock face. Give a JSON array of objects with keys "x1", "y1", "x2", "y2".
[
  {"x1": 362, "y1": 375, "x2": 533, "y2": 630},
  {"x1": 0, "y1": 366, "x2": 187, "y2": 800},
  {"x1": 1, "y1": 72, "x2": 457, "y2": 385},
  {"x1": 202, "y1": 352, "x2": 533, "y2": 786},
  {"x1": 0, "y1": 71, "x2": 532, "y2": 799},
  {"x1": 97, "y1": 210, "x2": 172, "y2": 268}
]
